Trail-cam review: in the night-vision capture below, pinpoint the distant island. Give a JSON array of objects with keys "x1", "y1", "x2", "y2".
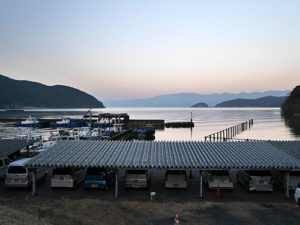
[
  {"x1": 104, "y1": 90, "x2": 290, "y2": 107},
  {"x1": 215, "y1": 96, "x2": 287, "y2": 107},
  {"x1": 191, "y1": 102, "x2": 208, "y2": 108},
  {"x1": 281, "y1": 85, "x2": 300, "y2": 116},
  {"x1": 0, "y1": 74, "x2": 105, "y2": 108}
]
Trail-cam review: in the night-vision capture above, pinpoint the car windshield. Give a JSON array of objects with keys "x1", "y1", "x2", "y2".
[
  {"x1": 102, "y1": 131, "x2": 113, "y2": 136},
  {"x1": 8, "y1": 166, "x2": 26, "y2": 174},
  {"x1": 210, "y1": 170, "x2": 229, "y2": 176},
  {"x1": 246, "y1": 170, "x2": 271, "y2": 176},
  {"x1": 87, "y1": 167, "x2": 106, "y2": 175},
  {"x1": 53, "y1": 167, "x2": 72, "y2": 175},
  {"x1": 167, "y1": 170, "x2": 186, "y2": 175},
  {"x1": 127, "y1": 170, "x2": 146, "y2": 174},
  {"x1": 290, "y1": 171, "x2": 300, "y2": 176}
]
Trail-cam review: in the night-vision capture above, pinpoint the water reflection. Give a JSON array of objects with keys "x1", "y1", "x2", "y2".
[
  {"x1": 1, "y1": 108, "x2": 300, "y2": 141},
  {"x1": 283, "y1": 115, "x2": 300, "y2": 137}
]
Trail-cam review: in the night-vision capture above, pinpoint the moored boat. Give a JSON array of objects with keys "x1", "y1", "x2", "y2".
[{"x1": 16, "y1": 116, "x2": 41, "y2": 127}]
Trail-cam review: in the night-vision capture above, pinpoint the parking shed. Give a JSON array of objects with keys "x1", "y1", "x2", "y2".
[
  {"x1": 25, "y1": 140, "x2": 300, "y2": 198},
  {"x1": 0, "y1": 139, "x2": 35, "y2": 158}
]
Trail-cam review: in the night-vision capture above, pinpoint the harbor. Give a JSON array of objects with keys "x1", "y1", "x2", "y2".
[{"x1": 0, "y1": 108, "x2": 299, "y2": 225}]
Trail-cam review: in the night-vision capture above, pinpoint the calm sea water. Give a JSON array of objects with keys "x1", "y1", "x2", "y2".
[{"x1": 0, "y1": 108, "x2": 299, "y2": 141}]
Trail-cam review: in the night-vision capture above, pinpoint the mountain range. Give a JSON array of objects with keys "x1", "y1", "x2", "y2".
[
  {"x1": 0, "y1": 75, "x2": 105, "y2": 108},
  {"x1": 215, "y1": 96, "x2": 286, "y2": 107},
  {"x1": 105, "y1": 91, "x2": 290, "y2": 107}
]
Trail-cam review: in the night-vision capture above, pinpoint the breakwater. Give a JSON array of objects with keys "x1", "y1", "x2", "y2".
[{"x1": 165, "y1": 122, "x2": 194, "y2": 128}]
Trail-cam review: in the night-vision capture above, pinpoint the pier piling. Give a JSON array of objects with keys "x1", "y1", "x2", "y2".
[{"x1": 204, "y1": 119, "x2": 254, "y2": 142}]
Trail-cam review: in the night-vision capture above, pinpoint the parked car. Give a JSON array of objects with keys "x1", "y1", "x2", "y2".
[
  {"x1": 5, "y1": 158, "x2": 46, "y2": 188},
  {"x1": 165, "y1": 170, "x2": 187, "y2": 189},
  {"x1": 51, "y1": 167, "x2": 86, "y2": 188},
  {"x1": 84, "y1": 167, "x2": 115, "y2": 190},
  {"x1": 203, "y1": 170, "x2": 233, "y2": 190},
  {"x1": 238, "y1": 170, "x2": 273, "y2": 192},
  {"x1": 101, "y1": 130, "x2": 115, "y2": 140},
  {"x1": 294, "y1": 182, "x2": 300, "y2": 207},
  {"x1": 272, "y1": 170, "x2": 300, "y2": 191},
  {"x1": 125, "y1": 169, "x2": 150, "y2": 189},
  {"x1": 0, "y1": 157, "x2": 12, "y2": 179}
]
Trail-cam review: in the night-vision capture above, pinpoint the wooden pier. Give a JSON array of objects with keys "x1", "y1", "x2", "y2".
[{"x1": 205, "y1": 119, "x2": 254, "y2": 141}]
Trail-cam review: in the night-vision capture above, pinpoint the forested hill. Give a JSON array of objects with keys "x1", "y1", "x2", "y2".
[
  {"x1": 0, "y1": 75, "x2": 105, "y2": 108},
  {"x1": 281, "y1": 85, "x2": 300, "y2": 116},
  {"x1": 215, "y1": 96, "x2": 286, "y2": 107}
]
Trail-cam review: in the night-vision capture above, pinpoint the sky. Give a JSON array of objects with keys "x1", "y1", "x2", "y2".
[{"x1": 0, "y1": 0, "x2": 299, "y2": 101}]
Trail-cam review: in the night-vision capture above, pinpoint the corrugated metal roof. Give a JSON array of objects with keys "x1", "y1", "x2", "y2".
[
  {"x1": 268, "y1": 141, "x2": 300, "y2": 160},
  {"x1": 0, "y1": 139, "x2": 34, "y2": 158},
  {"x1": 25, "y1": 140, "x2": 300, "y2": 170}
]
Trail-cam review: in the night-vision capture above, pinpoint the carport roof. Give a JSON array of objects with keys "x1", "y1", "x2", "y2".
[
  {"x1": 268, "y1": 141, "x2": 300, "y2": 160},
  {"x1": 0, "y1": 139, "x2": 34, "y2": 158},
  {"x1": 25, "y1": 140, "x2": 300, "y2": 170}
]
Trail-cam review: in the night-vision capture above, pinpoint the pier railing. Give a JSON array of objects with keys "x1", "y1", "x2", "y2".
[{"x1": 205, "y1": 119, "x2": 254, "y2": 141}]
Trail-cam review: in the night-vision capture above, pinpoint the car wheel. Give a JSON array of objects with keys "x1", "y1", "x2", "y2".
[
  {"x1": 43, "y1": 173, "x2": 47, "y2": 181},
  {"x1": 246, "y1": 185, "x2": 250, "y2": 192}
]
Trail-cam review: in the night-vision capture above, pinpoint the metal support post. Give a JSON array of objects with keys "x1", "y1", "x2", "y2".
[
  {"x1": 32, "y1": 169, "x2": 37, "y2": 197},
  {"x1": 115, "y1": 169, "x2": 119, "y2": 199},
  {"x1": 199, "y1": 170, "x2": 203, "y2": 198},
  {"x1": 285, "y1": 172, "x2": 290, "y2": 198},
  {"x1": 26, "y1": 146, "x2": 29, "y2": 158}
]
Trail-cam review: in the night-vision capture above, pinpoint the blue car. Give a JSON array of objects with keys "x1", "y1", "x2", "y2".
[{"x1": 84, "y1": 168, "x2": 115, "y2": 190}]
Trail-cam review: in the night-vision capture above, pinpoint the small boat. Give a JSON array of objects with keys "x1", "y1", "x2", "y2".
[
  {"x1": 133, "y1": 128, "x2": 155, "y2": 135},
  {"x1": 16, "y1": 116, "x2": 40, "y2": 127},
  {"x1": 77, "y1": 127, "x2": 92, "y2": 138},
  {"x1": 133, "y1": 128, "x2": 155, "y2": 140},
  {"x1": 56, "y1": 117, "x2": 71, "y2": 127}
]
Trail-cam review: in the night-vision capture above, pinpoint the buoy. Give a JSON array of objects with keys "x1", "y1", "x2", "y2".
[
  {"x1": 217, "y1": 186, "x2": 221, "y2": 198},
  {"x1": 174, "y1": 214, "x2": 179, "y2": 224}
]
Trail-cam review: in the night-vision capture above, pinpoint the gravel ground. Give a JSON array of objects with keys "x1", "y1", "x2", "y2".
[{"x1": 0, "y1": 169, "x2": 299, "y2": 225}]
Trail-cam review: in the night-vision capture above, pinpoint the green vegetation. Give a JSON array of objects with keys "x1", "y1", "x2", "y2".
[
  {"x1": 191, "y1": 102, "x2": 208, "y2": 108},
  {"x1": 0, "y1": 74, "x2": 104, "y2": 108},
  {"x1": 281, "y1": 85, "x2": 300, "y2": 116}
]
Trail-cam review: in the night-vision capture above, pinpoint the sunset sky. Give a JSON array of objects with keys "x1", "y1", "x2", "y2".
[{"x1": 0, "y1": 0, "x2": 299, "y2": 101}]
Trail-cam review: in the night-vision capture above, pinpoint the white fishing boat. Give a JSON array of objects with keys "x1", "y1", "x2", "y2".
[
  {"x1": 19, "y1": 116, "x2": 40, "y2": 126},
  {"x1": 78, "y1": 127, "x2": 91, "y2": 138},
  {"x1": 56, "y1": 117, "x2": 71, "y2": 125}
]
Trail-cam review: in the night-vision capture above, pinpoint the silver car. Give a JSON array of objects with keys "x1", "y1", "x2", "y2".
[
  {"x1": 165, "y1": 170, "x2": 187, "y2": 189},
  {"x1": 51, "y1": 167, "x2": 86, "y2": 188},
  {"x1": 5, "y1": 158, "x2": 46, "y2": 188},
  {"x1": 125, "y1": 169, "x2": 150, "y2": 189},
  {"x1": 238, "y1": 170, "x2": 273, "y2": 192},
  {"x1": 272, "y1": 170, "x2": 300, "y2": 191},
  {"x1": 203, "y1": 170, "x2": 233, "y2": 190}
]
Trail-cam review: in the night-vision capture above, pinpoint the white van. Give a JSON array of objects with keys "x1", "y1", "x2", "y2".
[
  {"x1": 0, "y1": 157, "x2": 12, "y2": 179},
  {"x1": 51, "y1": 167, "x2": 86, "y2": 188},
  {"x1": 165, "y1": 170, "x2": 187, "y2": 189},
  {"x1": 238, "y1": 170, "x2": 273, "y2": 192},
  {"x1": 125, "y1": 169, "x2": 150, "y2": 189},
  {"x1": 272, "y1": 170, "x2": 300, "y2": 191},
  {"x1": 5, "y1": 158, "x2": 46, "y2": 188},
  {"x1": 203, "y1": 170, "x2": 234, "y2": 190}
]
